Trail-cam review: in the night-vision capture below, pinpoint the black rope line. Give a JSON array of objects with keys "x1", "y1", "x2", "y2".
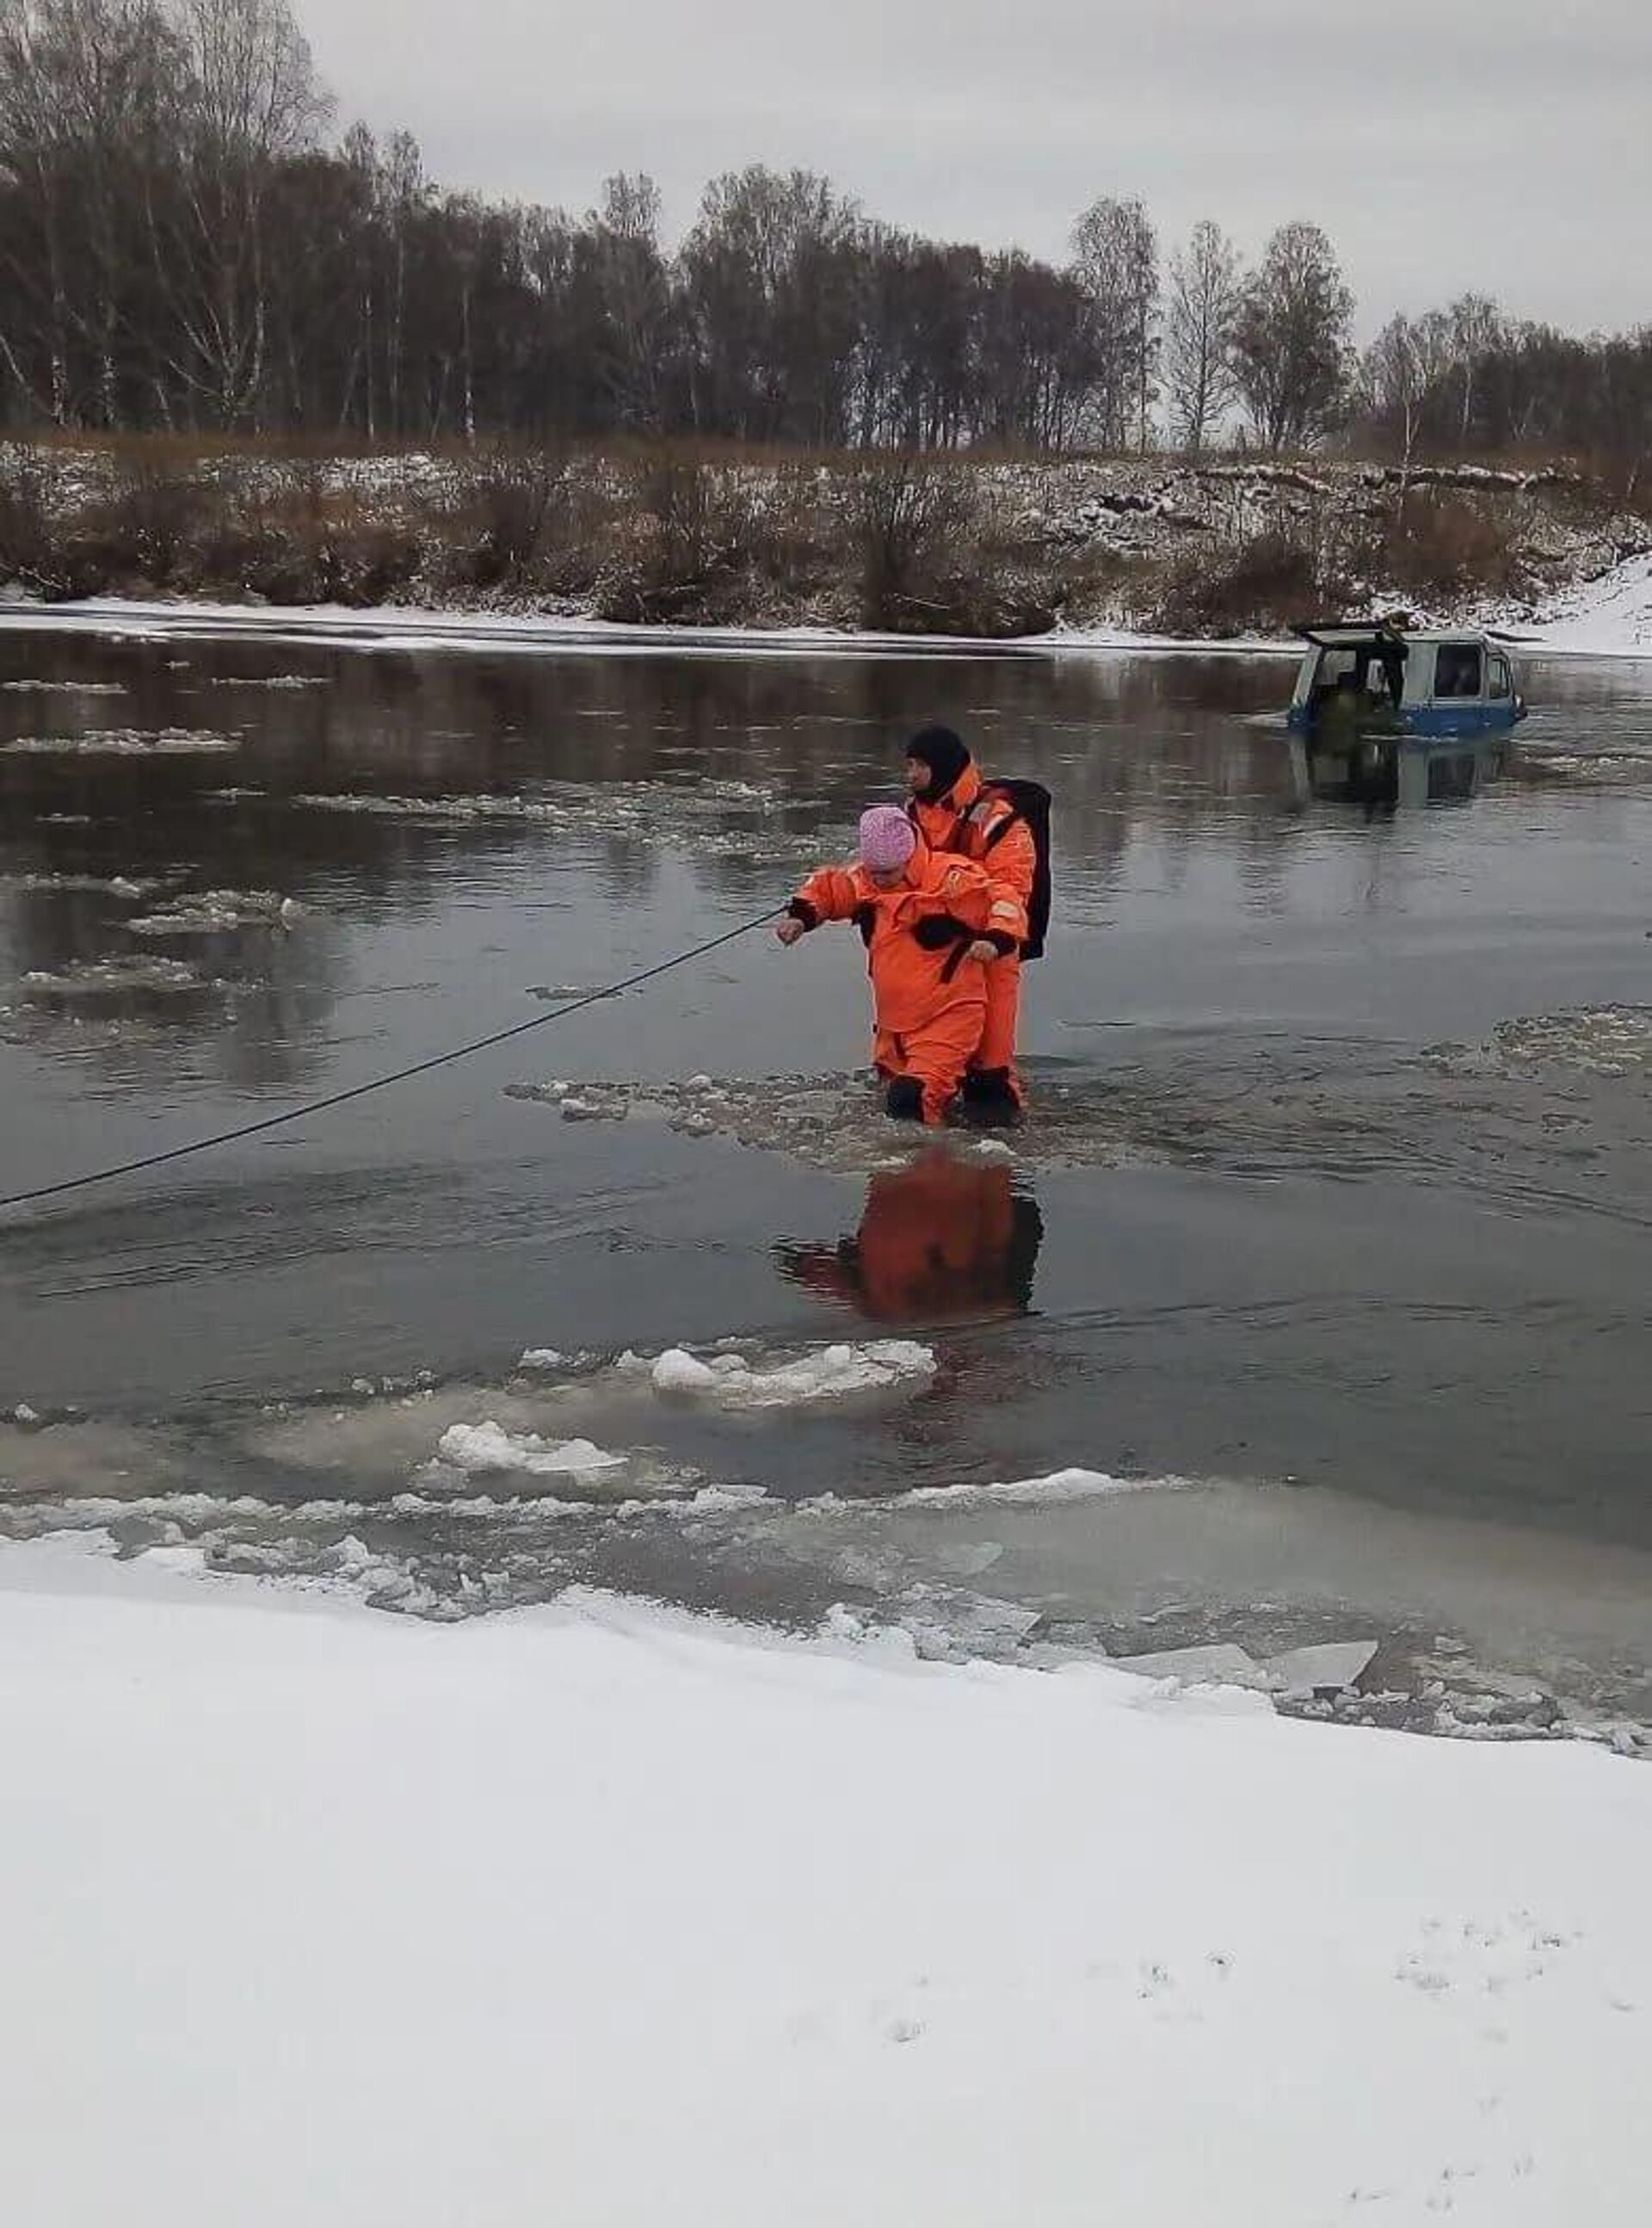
[{"x1": 1, "y1": 906, "x2": 781, "y2": 1213}]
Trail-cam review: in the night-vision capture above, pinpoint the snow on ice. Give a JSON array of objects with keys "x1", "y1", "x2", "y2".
[
  {"x1": 0, "y1": 1538, "x2": 1647, "y2": 2228},
  {"x1": 893, "y1": 1466, "x2": 1174, "y2": 1509},
  {"x1": 434, "y1": 1423, "x2": 626, "y2": 1477},
  {"x1": 126, "y1": 890, "x2": 303, "y2": 935},
  {"x1": 22, "y1": 956, "x2": 214, "y2": 998},
  {"x1": 648, "y1": 1339, "x2": 937, "y2": 1407},
  {"x1": 0, "y1": 725, "x2": 239, "y2": 755}
]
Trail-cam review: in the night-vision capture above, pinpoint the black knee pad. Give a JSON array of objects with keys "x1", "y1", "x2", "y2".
[{"x1": 885, "y1": 1076, "x2": 924, "y2": 1121}]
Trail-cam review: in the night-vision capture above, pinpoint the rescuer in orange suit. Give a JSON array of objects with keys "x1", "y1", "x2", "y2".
[
  {"x1": 775, "y1": 805, "x2": 1013, "y2": 1126},
  {"x1": 903, "y1": 725, "x2": 1037, "y2": 1122},
  {"x1": 778, "y1": 1148, "x2": 1045, "y2": 1324}
]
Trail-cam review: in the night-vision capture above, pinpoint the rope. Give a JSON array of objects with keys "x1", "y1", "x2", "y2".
[{"x1": 1, "y1": 906, "x2": 780, "y2": 1213}]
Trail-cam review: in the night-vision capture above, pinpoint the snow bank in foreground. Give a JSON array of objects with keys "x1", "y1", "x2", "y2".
[
  {"x1": 647, "y1": 1339, "x2": 937, "y2": 1407},
  {"x1": 0, "y1": 1539, "x2": 1647, "y2": 2228}
]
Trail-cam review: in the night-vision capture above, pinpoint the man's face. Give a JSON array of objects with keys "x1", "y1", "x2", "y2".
[
  {"x1": 868, "y1": 864, "x2": 909, "y2": 892},
  {"x1": 903, "y1": 756, "x2": 931, "y2": 798}
]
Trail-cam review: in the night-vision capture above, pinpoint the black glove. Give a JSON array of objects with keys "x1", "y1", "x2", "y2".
[{"x1": 912, "y1": 912, "x2": 970, "y2": 950}]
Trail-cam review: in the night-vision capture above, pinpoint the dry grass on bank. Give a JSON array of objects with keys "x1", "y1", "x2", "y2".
[{"x1": 1, "y1": 430, "x2": 1642, "y2": 634}]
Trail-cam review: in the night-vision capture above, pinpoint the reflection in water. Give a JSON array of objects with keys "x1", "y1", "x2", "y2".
[
  {"x1": 3, "y1": 622, "x2": 1652, "y2": 1707},
  {"x1": 3, "y1": 622, "x2": 1648, "y2": 1145},
  {"x1": 0, "y1": 631, "x2": 1307, "y2": 1093},
  {"x1": 778, "y1": 1149, "x2": 1044, "y2": 1324},
  {"x1": 1286, "y1": 730, "x2": 1513, "y2": 812}
]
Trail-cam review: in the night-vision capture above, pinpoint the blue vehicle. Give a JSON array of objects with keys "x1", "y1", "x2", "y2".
[
  {"x1": 1285, "y1": 623, "x2": 1526, "y2": 807},
  {"x1": 1288, "y1": 623, "x2": 1526, "y2": 738}
]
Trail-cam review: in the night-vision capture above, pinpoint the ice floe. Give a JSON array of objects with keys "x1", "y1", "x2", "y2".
[
  {"x1": 198, "y1": 673, "x2": 327, "y2": 689},
  {"x1": 0, "y1": 677, "x2": 126, "y2": 694},
  {"x1": 126, "y1": 889, "x2": 303, "y2": 935},
  {"x1": 1494, "y1": 1006, "x2": 1652, "y2": 1076},
  {"x1": 435, "y1": 1423, "x2": 626, "y2": 1478},
  {"x1": 2, "y1": 726, "x2": 238, "y2": 755},
  {"x1": 893, "y1": 1466, "x2": 1176, "y2": 1510},
  {"x1": 15, "y1": 872, "x2": 160, "y2": 898},
  {"x1": 22, "y1": 956, "x2": 214, "y2": 997},
  {"x1": 647, "y1": 1340, "x2": 937, "y2": 1408}
]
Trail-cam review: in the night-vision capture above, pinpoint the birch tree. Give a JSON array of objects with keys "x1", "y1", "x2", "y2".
[
  {"x1": 1230, "y1": 221, "x2": 1353, "y2": 453},
  {"x1": 152, "y1": 0, "x2": 330, "y2": 424},
  {"x1": 1164, "y1": 219, "x2": 1239, "y2": 454},
  {"x1": 1070, "y1": 195, "x2": 1158, "y2": 450}
]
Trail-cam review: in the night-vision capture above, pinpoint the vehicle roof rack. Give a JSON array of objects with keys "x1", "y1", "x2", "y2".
[{"x1": 1294, "y1": 618, "x2": 1412, "y2": 648}]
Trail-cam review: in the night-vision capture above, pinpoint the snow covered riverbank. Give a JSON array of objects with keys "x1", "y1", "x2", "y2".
[
  {"x1": 3, "y1": 1537, "x2": 1648, "y2": 2228},
  {"x1": 3, "y1": 539, "x2": 1651, "y2": 663},
  {"x1": 3, "y1": 443, "x2": 1649, "y2": 654}
]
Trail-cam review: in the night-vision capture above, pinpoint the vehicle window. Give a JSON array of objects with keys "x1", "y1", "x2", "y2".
[
  {"x1": 1489, "y1": 655, "x2": 1513, "y2": 700},
  {"x1": 1435, "y1": 643, "x2": 1483, "y2": 698}
]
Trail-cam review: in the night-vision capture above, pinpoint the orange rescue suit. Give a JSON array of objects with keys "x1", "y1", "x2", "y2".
[
  {"x1": 780, "y1": 1151, "x2": 1043, "y2": 1324},
  {"x1": 790, "y1": 839, "x2": 996, "y2": 1125},
  {"x1": 910, "y1": 763, "x2": 1036, "y2": 1095}
]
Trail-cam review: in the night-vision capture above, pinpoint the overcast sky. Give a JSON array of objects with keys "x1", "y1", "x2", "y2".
[{"x1": 310, "y1": 0, "x2": 1648, "y2": 336}]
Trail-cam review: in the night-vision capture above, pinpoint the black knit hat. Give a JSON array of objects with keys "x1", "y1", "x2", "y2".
[{"x1": 904, "y1": 724, "x2": 972, "y2": 802}]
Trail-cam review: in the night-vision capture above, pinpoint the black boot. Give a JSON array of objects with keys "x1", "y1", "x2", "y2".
[
  {"x1": 958, "y1": 1068, "x2": 1023, "y2": 1128},
  {"x1": 885, "y1": 1075, "x2": 924, "y2": 1122}
]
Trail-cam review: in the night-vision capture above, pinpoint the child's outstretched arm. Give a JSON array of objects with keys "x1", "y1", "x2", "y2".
[{"x1": 775, "y1": 864, "x2": 860, "y2": 946}]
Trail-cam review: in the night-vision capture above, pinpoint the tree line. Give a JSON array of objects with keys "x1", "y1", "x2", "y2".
[{"x1": 2, "y1": 0, "x2": 1648, "y2": 486}]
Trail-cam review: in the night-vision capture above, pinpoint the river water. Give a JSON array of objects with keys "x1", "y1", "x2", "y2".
[{"x1": 1, "y1": 611, "x2": 1649, "y2": 1732}]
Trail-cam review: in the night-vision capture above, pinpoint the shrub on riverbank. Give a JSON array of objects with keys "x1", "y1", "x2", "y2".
[{"x1": 1, "y1": 437, "x2": 1642, "y2": 639}]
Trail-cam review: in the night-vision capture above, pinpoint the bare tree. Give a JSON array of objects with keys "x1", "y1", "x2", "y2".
[
  {"x1": 4, "y1": 33, "x2": 1649, "y2": 478},
  {"x1": 1164, "y1": 219, "x2": 1239, "y2": 454},
  {"x1": 850, "y1": 451, "x2": 981, "y2": 628},
  {"x1": 581, "y1": 172, "x2": 671, "y2": 432},
  {"x1": 0, "y1": 0, "x2": 90, "y2": 419},
  {"x1": 1361, "y1": 311, "x2": 1457, "y2": 498},
  {"x1": 377, "y1": 127, "x2": 424, "y2": 436},
  {"x1": 1443, "y1": 292, "x2": 1504, "y2": 449},
  {"x1": 0, "y1": 0, "x2": 182, "y2": 423},
  {"x1": 1364, "y1": 315, "x2": 1423, "y2": 512},
  {"x1": 680, "y1": 165, "x2": 862, "y2": 444},
  {"x1": 1070, "y1": 195, "x2": 1158, "y2": 450},
  {"x1": 151, "y1": 0, "x2": 331, "y2": 424},
  {"x1": 1230, "y1": 220, "x2": 1353, "y2": 454}
]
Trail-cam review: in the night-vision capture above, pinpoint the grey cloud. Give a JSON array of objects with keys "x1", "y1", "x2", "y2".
[{"x1": 313, "y1": 0, "x2": 1650, "y2": 330}]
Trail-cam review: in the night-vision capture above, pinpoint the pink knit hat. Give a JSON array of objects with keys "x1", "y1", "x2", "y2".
[{"x1": 859, "y1": 805, "x2": 917, "y2": 874}]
